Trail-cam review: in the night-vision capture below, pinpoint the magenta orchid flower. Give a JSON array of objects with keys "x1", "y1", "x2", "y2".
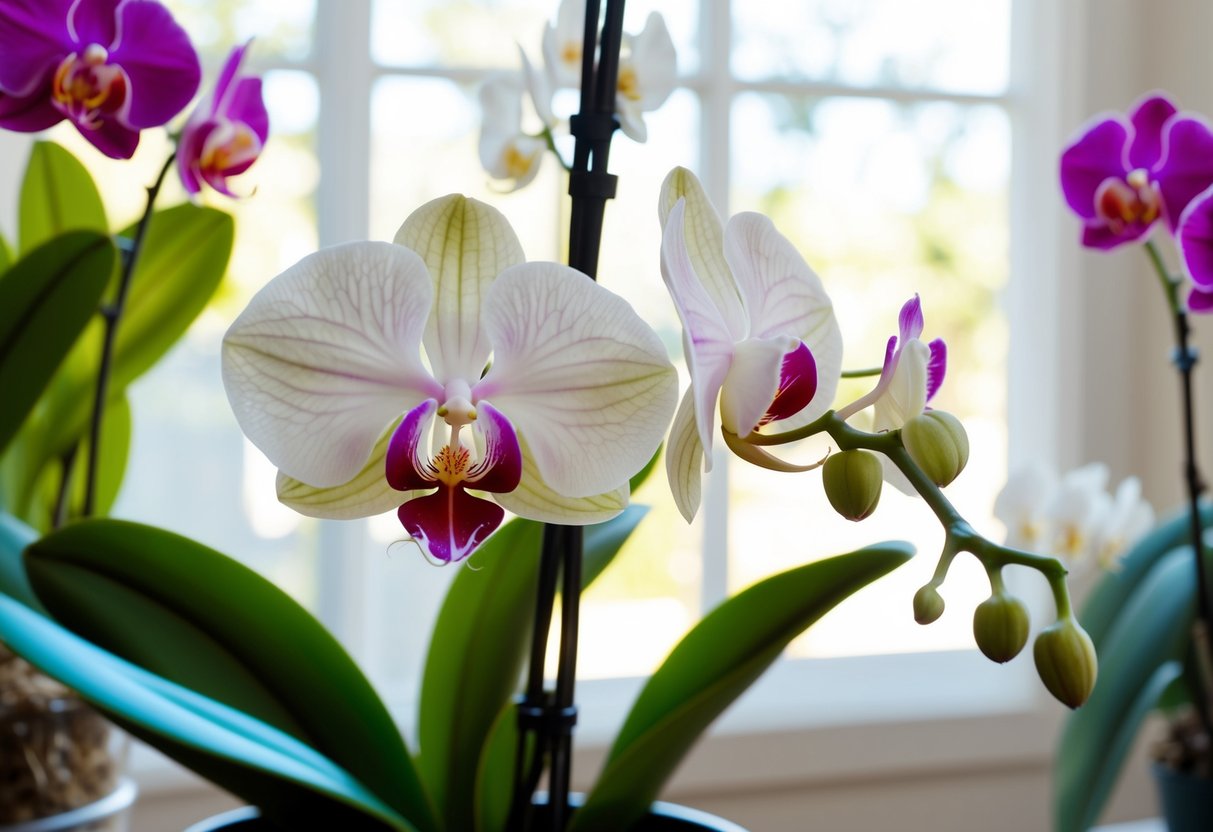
[
  {"x1": 1059, "y1": 93, "x2": 1213, "y2": 250},
  {"x1": 177, "y1": 41, "x2": 267, "y2": 198},
  {"x1": 837, "y1": 295, "x2": 947, "y2": 494},
  {"x1": 658, "y1": 167, "x2": 843, "y2": 522},
  {"x1": 1178, "y1": 186, "x2": 1213, "y2": 313},
  {"x1": 223, "y1": 195, "x2": 677, "y2": 564},
  {"x1": 0, "y1": 0, "x2": 200, "y2": 159}
]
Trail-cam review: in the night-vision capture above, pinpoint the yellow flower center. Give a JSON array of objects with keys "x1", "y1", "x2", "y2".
[
  {"x1": 617, "y1": 65, "x2": 641, "y2": 101},
  {"x1": 51, "y1": 45, "x2": 126, "y2": 129}
]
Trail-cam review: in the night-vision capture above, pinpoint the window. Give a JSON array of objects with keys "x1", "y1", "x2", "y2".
[{"x1": 23, "y1": 0, "x2": 1061, "y2": 745}]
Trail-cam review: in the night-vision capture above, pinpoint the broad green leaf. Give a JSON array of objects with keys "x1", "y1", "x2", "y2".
[
  {"x1": 0, "y1": 232, "x2": 114, "y2": 456},
  {"x1": 68, "y1": 395, "x2": 132, "y2": 518},
  {"x1": 0, "y1": 512, "x2": 44, "y2": 611},
  {"x1": 1055, "y1": 546, "x2": 1195, "y2": 832},
  {"x1": 25, "y1": 519, "x2": 437, "y2": 832},
  {"x1": 0, "y1": 594, "x2": 414, "y2": 831},
  {"x1": 1081, "y1": 502, "x2": 1212, "y2": 650},
  {"x1": 474, "y1": 701, "x2": 535, "y2": 832},
  {"x1": 1, "y1": 204, "x2": 232, "y2": 519},
  {"x1": 419, "y1": 506, "x2": 649, "y2": 832},
  {"x1": 0, "y1": 233, "x2": 11, "y2": 272},
  {"x1": 18, "y1": 141, "x2": 107, "y2": 254},
  {"x1": 571, "y1": 543, "x2": 915, "y2": 832}
]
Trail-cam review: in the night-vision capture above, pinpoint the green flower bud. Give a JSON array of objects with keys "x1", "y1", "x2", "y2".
[
  {"x1": 1034, "y1": 619, "x2": 1098, "y2": 709},
  {"x1": 972, "y1": 594, "x2": 1030, "y2": 663},
  {"x1": 913, "y1": 584, "x2": 945, "y2": 625},
  {"x1": 822, "y1": 450, "x2": 883, "y2": 522},
  {"x1": 901, "y1": 410, "x2": 969, "y2": 487}
]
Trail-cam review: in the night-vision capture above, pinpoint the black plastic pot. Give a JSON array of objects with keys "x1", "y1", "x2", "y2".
[
  {"x1": 185, "y1": 801, "x2": 749, "y2": 832},
  {"x1": 1153, "y1": 763, "x2": 1213, "y2": 832}
]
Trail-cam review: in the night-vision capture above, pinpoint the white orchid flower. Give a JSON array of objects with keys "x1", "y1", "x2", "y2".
[
  {"x1": 836, "y1": 295, "x2": 948, "y2": 494},
  {"x1": 1044, "y1": 463, "x2": 1112, "y2": 562},
  {"x1": 1090, "y1": 476, "x2": 1154, "y2": 569},
  {"x1": 541, "y1": 0, "x2": 585, "y2": 89},
  {"x1": 993, "y1": 462, "x2": 1059, "y2": 552},
  {"x1": 614, "y1": 13, "x2": 677, "y2": 143},
  {"x1": 478, "y1": 72, "x2": 547, "y2": 191},
  {"x1": 657, "y1": 167, "x2": 843, "y2": 522},
  {"x1": 223, "y1": 195, "x2": 678, "y2": 564}
]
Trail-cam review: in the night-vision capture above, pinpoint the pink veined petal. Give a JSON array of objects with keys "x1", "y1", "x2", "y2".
[
  {"x1": 0, "y1": 90, "x2": 63, "y2": 132},
  {"x1": 925, "y1": 338, "x2": 947, "y2": 402},
  {"x1": 1179, "y1": 186, "x2": 1213, "y2": 290},
  {"x1": 1126, "y1": 93, "x2": 1178, "y2": 170},
  {"x1": 0, "y1": 0, "x2": 73, "y2": 96},
  {"x1": 1154, "y1": 116, "x2": 1213, "y2": 231},
  {"x1": 660, "y1": 198, "x2": 735, "y2": 458},
  {"x1": 665, "y1": 388, "x2": 704, "y2": 523},
  {"x1": 898, "y1": 294, "x2": 924, "y2": 342},
  {"x1": 386, "y1": 399, "x2": 439, "y2": 491},
  {"x1": 398, "y1": 484, "x2": 505, "y2": 565},
  {"x1": 465, "y1": 401, "x2": 522, "y2": 493},
  {"x1": 719, "y1": 335, "x2": 793, "y2": 438},
  {"x1": 1080, "y1": 217, "x2": 1153, "y2": 250},
  {"x1": 108, "y1": 0, "x2": 200, "y2": 127},
  {"x1": 222, "y1": 241, "x2": 443, "y2": 488},
  {"x1": 67, "y1": 0, "x2": 120, "y2": 47},
  {"x1": 1059, "y1": 117, "x2": 1130, "y2": 219},
  {"x1": 760, "y1": 341, "x2": 817, "y2": 426},
  {"x1": 475, "y1": 261, "x2": 677, "y2": 499}
]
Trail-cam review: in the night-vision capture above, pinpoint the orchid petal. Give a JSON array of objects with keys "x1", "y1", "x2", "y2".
[
  {"x1": 68, "y1": 0, "x2": 119, "y2": 46},
  {"x1": 897, "y1": 294, "x2": 924, "y2": 341},
  {"x1": 0, "y1": 91, "x2": 62, "y2": 131},
  {"x1": 1155, "y1": 116, "x2": 1213, "y2": 230},
  {"x1": 493, "y1": 436, "x2": 628, "y2": 525},
  {"x1": 1081, "y1": 218, "x2": 1152, "y2": 250},
  {"x1": 222, "y1": 241, "x2": 442, "y2": 488},
  {"x1": 719, "y1": 335, "x2": 794, "y2": 437},
  {"x1": 465, "y1": 401, "x2": 523, "y2": 493},
  {"x1": 627, "y1": 13, "x2": 677, "y2": 110},
  {"x1": 398, "y1": 484, "x2": 504, "y2": 565},
  {"x1": 658, "y1": 168, "x2": 747, "y2": 339},
  {"x1": 722, "y1": 210, "x2": 843, "y2": 426},
  {"x1": 519, "y1": 46, "x2": 553, "y2": 127},
  {"x1": 761, "y1": 341, "x2": 818, "y2": 425},
  {"x1": 386, "y1": 399, "x2": 440, "y2": 491},
  {"x1": 1190, "y1": 286, "x2": 1213, "y2": 313},
  {"x1": 1127, "y1": 93, "x2": 1178, "y2": 170},
  {"x1": 994, "y1": 463, "x2": 1059, "y2": 552},
  {"x1": 394, "y1": 194, "x2": 525, "y2": 382},
  {"x1": 276, "y1": 418, "x2": 424, "y2": 519},
  {"x1": 1059, "y1": 117, "x2": 1129, "y2": 219},
  {"x1": 476, "y1": 261, "x2": 677, "y2": 498},
  {"x1": 661, "y1": 198, "x2": 735, "y2": 457},
  {"x1": 616, "y1": 101, "x2": 647, "y2": 143},
  {"x1": 1179, "y1": 186, "x2": 1213, "y2": 290},
  {"x1": 872, "y1": 339, "x2": 929, "y2": 434},
  {"x1": 665, "y1": 390, "x2": 704, "y2": 522},
  {"x1": 541, "y1": 0, "x2": 585, "y2": 88},
  {"x1": 925, "y1": 338, "x2": 947, "y2": 402},
  {"x1": 0, "y1": 0, "x2": 72, "y2": 97},
  {"x1": 108, "y1": 0, "x2": 200, "y2": 128}
]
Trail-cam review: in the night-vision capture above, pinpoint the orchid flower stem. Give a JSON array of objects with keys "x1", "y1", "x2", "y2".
[
  {"x1": 749, "y1": 411, "x2": 1073, "y2": 615},
  {"x1": 82, "y1": 152, "x2": 176, "y2": 519},
  {"x1": 840, "y1": 367, "x2": 883, "y2": 379},
  {"x1": 1142, "y1": 239, "x2": 1213, "y2": 733}
]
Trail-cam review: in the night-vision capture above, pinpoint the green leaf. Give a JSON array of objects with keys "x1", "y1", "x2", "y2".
[
  {"x1": 1054, "y1": 546, "x2": 1195, "y2": 832},
  {"x1": 0, "y1": 233, "x2": 12, "y2": 272},
  {"x1": 1081, "y1": 502, "x2": 1213, "y2": 651},
  {"x1": 68, "y1": 395, "x2": 131, "y2": 518},
  {"x1": 419, "y1": 506, "x2": 649, "y2": 832},
  {"x1": 25, "y1": 519, "x2": 437, "y2": 832},
  {"x1": 571, "y1": 542, "x2": 915, "y2": 832},
  {"x1": 474, "y1": 701, "x2": 535, "y2": 832},
  {"x1": 18, "y1": 141, "x2": 107, "y2": 254},
  {"x1": 0, "y1": 231, "x2": 115, "y2": 456},
  {"x1": 0, "y1": 594, "x2": 414, "y2": 832}
]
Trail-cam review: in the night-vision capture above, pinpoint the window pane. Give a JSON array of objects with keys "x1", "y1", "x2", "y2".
[
  {"x1": 728, "y1": 94, "x2": 1011, "y2": 655},
  {"x1": 733, "y1": 0, "x2": 1010, "y2": 95}
]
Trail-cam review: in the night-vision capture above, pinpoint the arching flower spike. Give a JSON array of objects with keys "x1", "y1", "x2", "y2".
[
  {"x1": 1059, "y1": 93, "x2": 1213, "y2": 250},
  {"x1": 223, "y1": 195, "x2": 677, "y2": 563},
  {"x1": 0, "y1": 0, "x2": 200, "y2": 159},
  {"x1": 658, "y1": 167, "x2": 843, "y2": 522},
  {"x1": 177, "y1": 41, "x2": 268, "y2": 198}
]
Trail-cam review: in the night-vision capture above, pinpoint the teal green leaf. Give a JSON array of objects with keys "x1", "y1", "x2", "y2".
[
  {"x1": 1081, "y1": 503, "x2": 1212, "y2": 650},
  {"x1": 0, "y1": 594, "x2": 414, "y2": 831},
  {"x1": 1054, "y1": 546, "x2": 1195, "y2": 832},
  {"x1": 0, "y1": 512, "x2": 44, "y2": 612},
  {"x1": 18, "y1": 141, "x2": 107, "y2": 254},
  {"x1": 571, "y1": 542, "x2": 915, "y2": 832},
  {"x1": 0, "y1": 232, "x2": 114, "y2": 456},
  {"x1": 419, "y1": 506, "x2": 649, "y2": 832},
  {"x1": 25, "y1": 519, "x2": 437, "y2": 832}
]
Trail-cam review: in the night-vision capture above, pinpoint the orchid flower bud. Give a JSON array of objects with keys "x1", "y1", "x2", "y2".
[
  {"x1": 972, "y1": 593, "x2": 1030, "y2": 663},
  {"x1": 822, "y1": 450, "x2": 883, "y2": 522},
  {"x1": 901, "y1": 410, "x2": 969, "y2": 487},
  {"x1": 1034, "y1": 619, "x2": 1098, "y2": 709},
  {"x1": 913, "y1": 584, "x2": 945, "y2": 625}
]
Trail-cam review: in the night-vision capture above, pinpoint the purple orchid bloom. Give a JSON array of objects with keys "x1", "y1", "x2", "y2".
[
  {"x1": 1059, "y1": 93, "x2": 1213, "y2": 250},
  {"x1": 0, "y1": 0, "x2": 200, "y2": 159},
  {"x1": 177, "y1": 42, "x2": 268, "y2": 197},
  {"x1": 1178, "y1": 186, "x2": 1213, "y2": 314}
]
